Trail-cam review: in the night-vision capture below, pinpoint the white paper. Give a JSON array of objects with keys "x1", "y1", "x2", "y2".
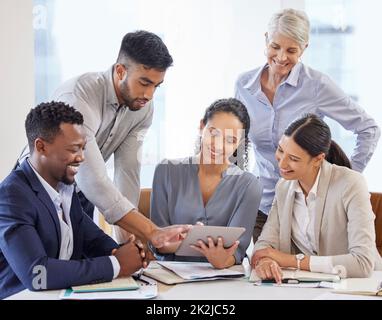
[{"x1": 157, "y1": 261, "x2": 244, "y2": 280}]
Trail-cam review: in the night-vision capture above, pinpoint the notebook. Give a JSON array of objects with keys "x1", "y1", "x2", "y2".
[
  {"x1": 143, "y1": 261, "x2": 244, "y2": 285},
  {"x1": 60, "y1": 275, "x2": 157, "y2": 300},
  {"x1": 332, "y1": 278, "x2": 382, "y2": 297},
  {"x1": 250, "y1": 268, "x2": 341, "y2": 283},
  {"x1": 71, "y1": 276, "x2": 139, "y2": 293}
]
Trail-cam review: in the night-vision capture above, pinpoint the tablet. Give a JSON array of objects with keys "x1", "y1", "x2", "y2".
[{"x1": 175, "y1": 225, "x2": 246, "y2": 257}]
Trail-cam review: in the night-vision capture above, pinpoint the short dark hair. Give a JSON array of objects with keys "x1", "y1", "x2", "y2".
[
  {"x1": 284, "y1": 113, "x2": 351, "y2": 168},
  {"x1": 117, "y1": 30, "x2": 173, "y2": 70},
  {"x1": 201, "y1": 98, "x2": 251, "y2": 170},
  {"x1": 25, "y1": 101, "x2": 84, "y2": 152}
]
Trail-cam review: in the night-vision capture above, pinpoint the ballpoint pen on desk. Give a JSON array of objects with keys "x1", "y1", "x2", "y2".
[{"x1": 132, "y1": 269, "x2": 151, "y2": 285}]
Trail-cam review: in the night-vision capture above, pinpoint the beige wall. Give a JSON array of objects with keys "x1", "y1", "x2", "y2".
[{"x1": 0, "y1": 0, "x2": 34, "y2": 180}]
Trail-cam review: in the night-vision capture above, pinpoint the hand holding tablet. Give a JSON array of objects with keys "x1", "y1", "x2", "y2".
[{"x1": 175, "y1": 225, "x2": 246, "y2": 257}]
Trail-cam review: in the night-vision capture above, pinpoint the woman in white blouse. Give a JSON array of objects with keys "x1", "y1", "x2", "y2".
[{"x1": 252, "y1": 114, "x2": 382, "y2": 282}]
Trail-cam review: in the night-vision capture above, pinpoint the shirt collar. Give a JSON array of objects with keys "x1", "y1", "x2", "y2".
[
  {"x1": 285, "y1": 62, "x2": 302, "y2": 87},
  {"x1": 243, "y1": 63, "x2": 267, "y2": 92},
  {"x1": 27, "y1": 159, "x2": 73, "y2": 205},
  {"x1": 104, "y1": 65, "x2": 120, "y2": 109},
  {"x1": 292, "y1": 167, "x2": 321, "y2": 197},
  {"x1": 243, "y1": 61, "x2": 303, "y2": 92}
]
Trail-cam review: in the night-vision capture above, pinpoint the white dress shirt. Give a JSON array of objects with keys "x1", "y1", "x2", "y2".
[
  {"x1": 291, "y1": 169, "x2": 335, "y2": 274},
  {"x1": 28, "y1": 159, "x2": 120, "y2": 277}
]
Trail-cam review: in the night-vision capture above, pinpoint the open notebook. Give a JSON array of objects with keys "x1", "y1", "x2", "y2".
[
  {"x1": 250, "y1": 268, "x2": 341, "y2": 283},
  {"x1": 332, "y1": 278, "x2": 382, "y2": 297},
  {"x1": 143, "y1": 261, "x2": 244, "y2": 285}
]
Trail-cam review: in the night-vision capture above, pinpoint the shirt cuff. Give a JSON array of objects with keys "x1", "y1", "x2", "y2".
[
  {"x1": 309, "y1": 256, "x2": 334, "y2": 274},
  {"x1": 109, "y1": 255, "x2": 120, "y2": 279}
]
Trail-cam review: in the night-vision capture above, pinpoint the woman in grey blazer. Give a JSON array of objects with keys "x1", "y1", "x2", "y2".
[
  {"x1": 252, "y1": 114, "x2": 382, "y2": 282},
  {"x1": 150, "y1": 98, "x2": 262, "y2": 269}
]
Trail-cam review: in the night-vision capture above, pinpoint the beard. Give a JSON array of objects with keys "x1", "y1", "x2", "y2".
[
  {"x1": 60, "y1": 167, "x2": 76, "y2": 185},
  {"x1": 119, "y1": 79, "x2": 144, "y2": 112},
  {"x1": 61, "y1": 174, "x2": 75, "y2": 185}
]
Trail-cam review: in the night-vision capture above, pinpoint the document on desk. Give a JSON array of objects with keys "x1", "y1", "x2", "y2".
[
  {"x1": 60, "y1": 275, "x2": 157, "y2": 300},
  {"x1": 157, "y1": 261, "x2": 244, "y2": 280}
]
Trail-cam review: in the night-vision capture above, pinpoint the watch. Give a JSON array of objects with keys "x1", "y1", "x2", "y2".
[{"x1": 295, "y1": 253, "x2": 305, "y2": 270}]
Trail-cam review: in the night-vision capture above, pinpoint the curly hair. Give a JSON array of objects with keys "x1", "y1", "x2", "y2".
[
  {"x1": 198, "y1": 98, "x2": 251, "y2": 170},
  {"x1": 25, "y1": 101, "x2": 84, "y2": 152},
  {"x1": 117, "y1": 30, "x2": 173, "y2": 70}
]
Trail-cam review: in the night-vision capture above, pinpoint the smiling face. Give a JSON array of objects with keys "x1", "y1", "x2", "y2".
[
  {"x1": 275, "y1": 135, "x2": 324, "y2": 182},
  {"x1": 114, "y1": 62, "x2": 165, "y2": 111},
  {"x1": 200, "y1": 112, "x2": 244, "y2": 165},
  {"x1": 265, "y1": 32, "x2": 305, "y2": 78},
  {"x1": 35, "y1": 123, "x2": 86, "y2": 188}
]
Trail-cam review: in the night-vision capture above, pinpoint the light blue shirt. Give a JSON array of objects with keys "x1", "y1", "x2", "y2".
[
  {"x1": 235, "y1": 62, "x2": 380, "y2": 215},
  {"x1": 27, "y1": 159, "x2": 120, "y2": 278}
]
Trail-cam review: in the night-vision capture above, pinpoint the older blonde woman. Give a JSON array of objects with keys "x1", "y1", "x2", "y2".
[{"x1": 234, "y1": 8, "x2": 380, "y2": 243}]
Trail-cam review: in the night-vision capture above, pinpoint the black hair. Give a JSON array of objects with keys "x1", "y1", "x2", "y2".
[
  {"x1": 25, "y1": 101, "x2": 84, "y2": 152},
  {"x1": 284, "y1": 113, "x2": 351, "y2": 168},
  {"x1": 200, "y1": 98, "x2": 251, "y2": 170},
  {"x1": 117, "y1": 30, "x2": 173, "y2": 70}
]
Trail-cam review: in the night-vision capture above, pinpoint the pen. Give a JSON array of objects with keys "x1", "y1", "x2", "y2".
[
  {"x1": 132, "y1": 272, "x2": 151, "y2": 285},
  {"x1": 261, "y1": 279, "x2": 299, "y2": 284}
]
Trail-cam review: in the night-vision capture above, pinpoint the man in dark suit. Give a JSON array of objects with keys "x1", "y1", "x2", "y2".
[{"x1": 0, "y1": 101, "x2": 144, "y2": 299}]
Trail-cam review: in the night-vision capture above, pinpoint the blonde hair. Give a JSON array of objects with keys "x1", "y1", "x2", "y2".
[{"x1": 267, "y1": 8, "x2": 310, "y2": 49}]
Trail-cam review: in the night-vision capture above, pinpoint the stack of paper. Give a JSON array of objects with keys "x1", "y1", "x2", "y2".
[{"x1": 143, "y1": 261, "x2": 244, "y2": 285}]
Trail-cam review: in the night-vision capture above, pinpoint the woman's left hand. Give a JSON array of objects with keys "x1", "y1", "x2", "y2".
[
  {"x1": 252, "y1": 247, "x2": 295, "y2": 268},
  {"x1": 191, "y1": 237, "x2": 239, "y2": 269}
]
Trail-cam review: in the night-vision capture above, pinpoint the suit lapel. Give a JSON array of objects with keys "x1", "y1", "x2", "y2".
[
  {"x1": 314, "y1": 160, "x2": 333, "y2": 254},
  {"x1": 279, "y1": 183, "x2": 295, "y2": 253},
  {"x1": 20, "y1": 160, "x2": 61, "y2": 246}
]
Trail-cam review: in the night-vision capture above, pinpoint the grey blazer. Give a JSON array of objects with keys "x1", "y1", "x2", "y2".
[{"x1": 254, "y1": 160, "x2": 382, "y2": 278}]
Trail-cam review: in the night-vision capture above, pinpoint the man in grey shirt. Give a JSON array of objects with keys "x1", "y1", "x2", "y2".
[{"x1": 19, "y1": 30, "x2": 189, "y2": 248}]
